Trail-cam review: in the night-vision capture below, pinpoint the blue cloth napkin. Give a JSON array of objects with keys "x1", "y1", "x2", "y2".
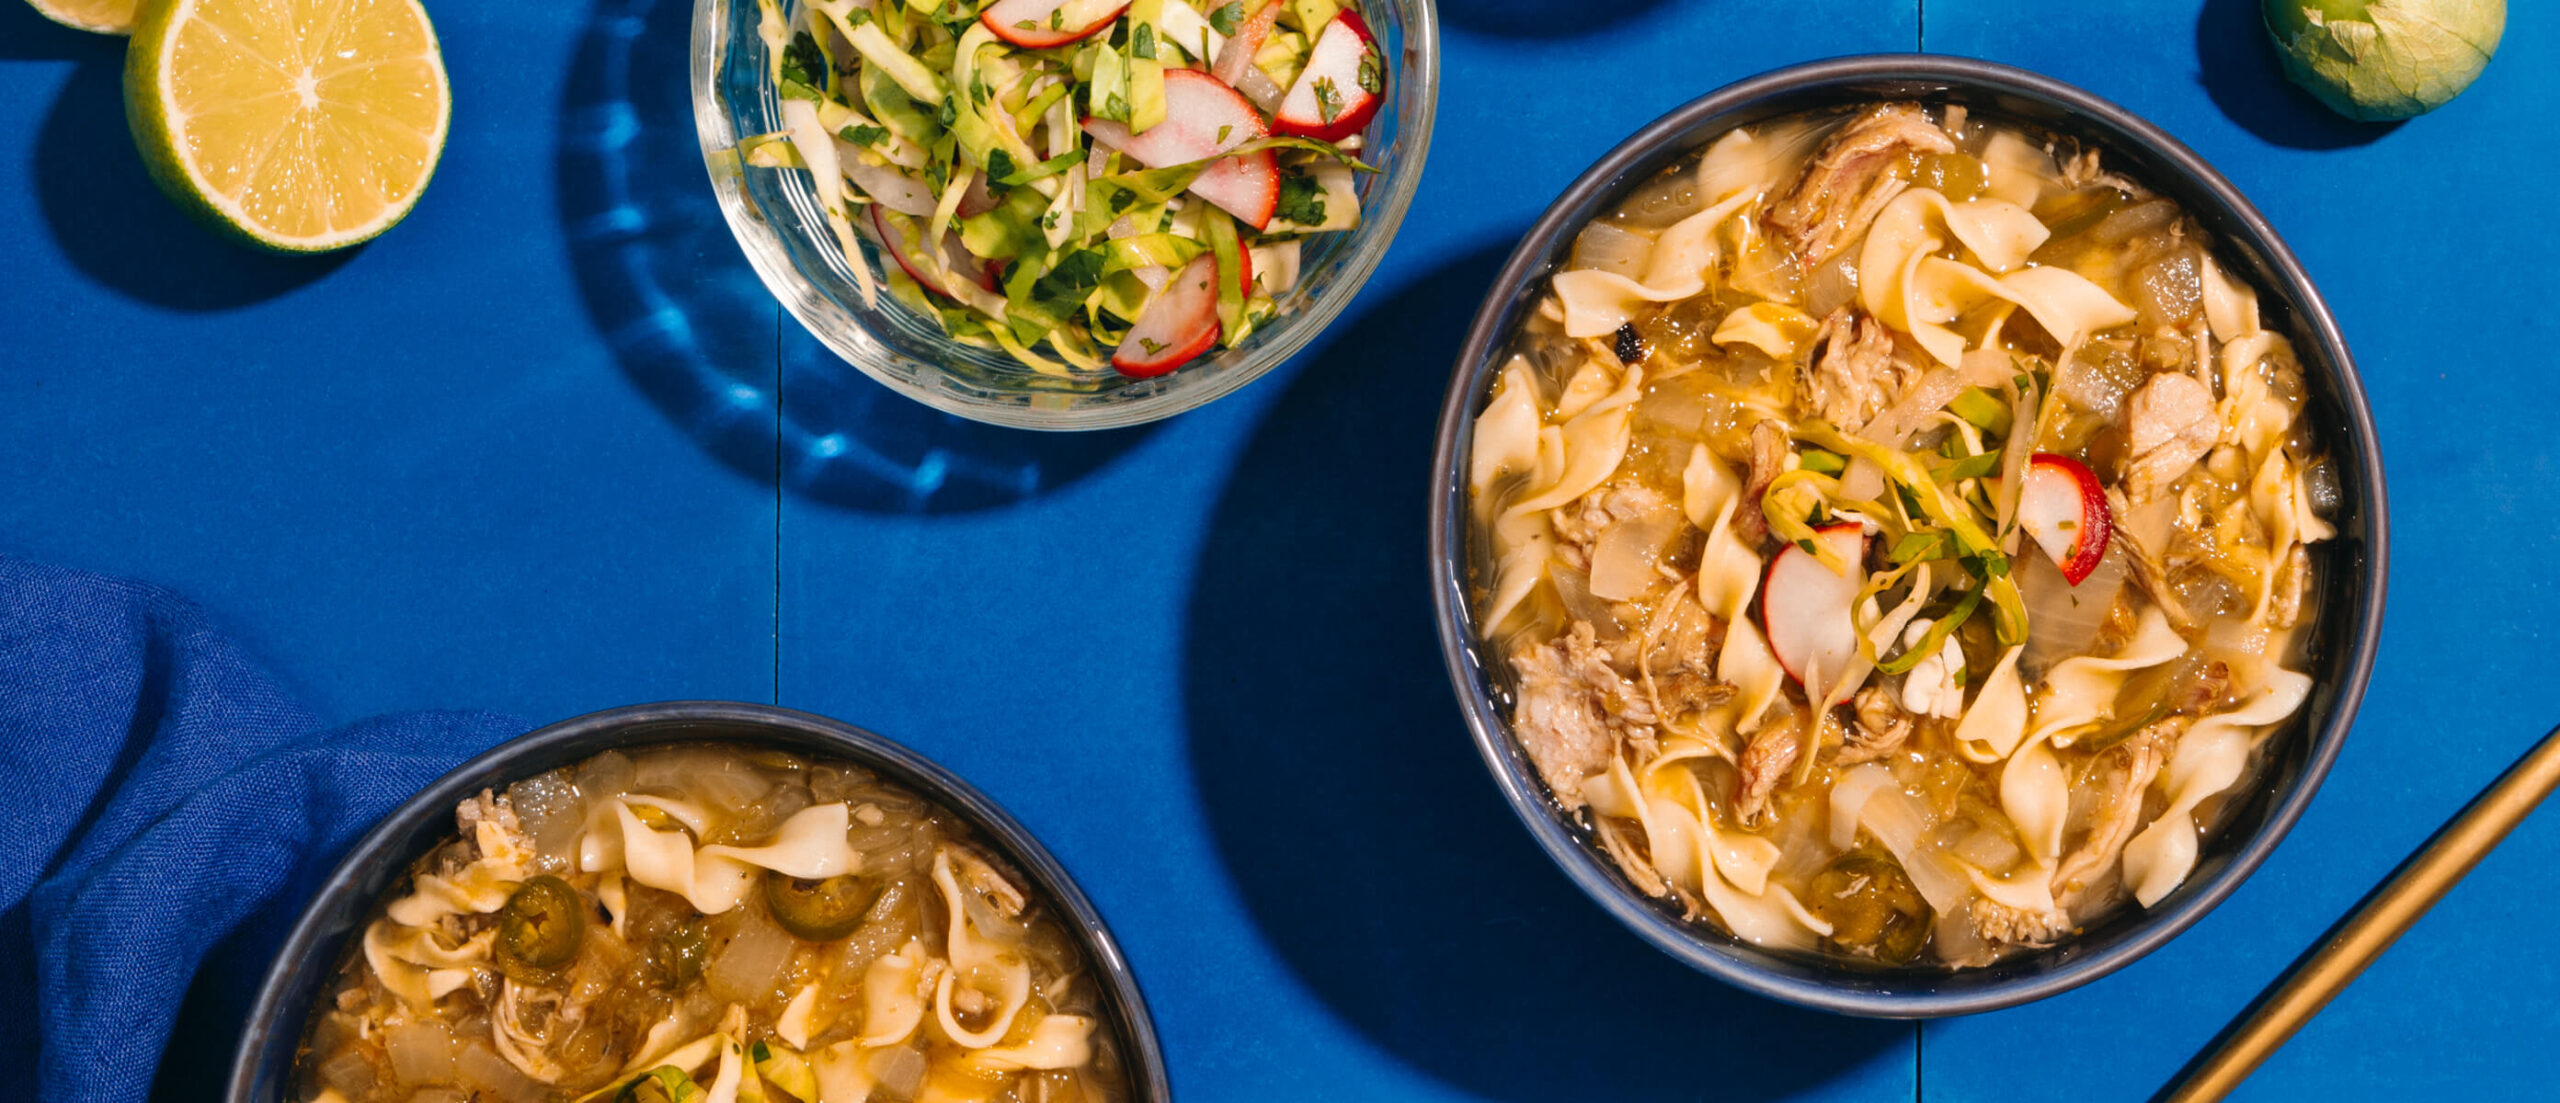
[{"x1": 0, "y1": 557, "x2": 526, "y2": 1102}]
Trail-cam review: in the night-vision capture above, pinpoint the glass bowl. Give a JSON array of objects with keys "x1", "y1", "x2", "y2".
[
  {"x1": 691, "y1": 0, "x2": 1439, "y2": 430},
  {"x1": 1427, "y1": 56, "x2": 2387, "y2": 1017}
]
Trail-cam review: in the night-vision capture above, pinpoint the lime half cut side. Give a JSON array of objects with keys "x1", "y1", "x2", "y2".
[
  {"x1": 27, "y1": 0, "x2": 141, "y2": 35},
  {"x1": 125, "y1": 0, "x2": 453, "y2": 253}
]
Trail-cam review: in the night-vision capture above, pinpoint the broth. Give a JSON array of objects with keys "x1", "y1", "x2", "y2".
[
  {"x1": 289, "y1": 743, "x2": 1131, "y2": 1102},
  {"x1": 1467, "y1": 102, "x2": 2333, "y2": 967}
]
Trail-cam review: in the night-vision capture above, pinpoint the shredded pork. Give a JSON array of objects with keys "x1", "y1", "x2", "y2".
[
  {"x1": 2123, "y1": 372, "x2": 2218, "y2": 501},
  {"x1": 1806, "y1": 308, "x2": 1913, "y2": 431},
  {"x1": 1510, "y1": 622, "x2": 1657, "y2": 809},
  {"x1": 1733, "y1": 715, "x2": 1803, "y2": 825},
  {"x1": 1765, "y1": 103, "x2": 1956, "y2": 268},
  {"x1": 1736, "y1": 420, "x2": 1791, "y2": 550},
  {"x1": 1550, "y1": 483, "x2": 1672, "y2": 573},
  {"x1": 2054, "y1": 718, "x2": 2186, "y2": 912},
  {"x1": 1837, "y1": 687, "x2": 1915, "y2": 766}
]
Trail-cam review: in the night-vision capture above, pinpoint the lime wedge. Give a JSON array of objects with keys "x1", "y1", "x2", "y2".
[
  {"x1": 26, "y1": 0, "x2": 139, "y2": 35},
  {"x1": 124, "y1": 0, "x2": 452, "y2": 253}
]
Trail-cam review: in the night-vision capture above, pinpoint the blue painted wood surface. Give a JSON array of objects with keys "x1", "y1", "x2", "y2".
[{"x1": 0, "y1": 0, "x2": 2548, "y2": 1097}]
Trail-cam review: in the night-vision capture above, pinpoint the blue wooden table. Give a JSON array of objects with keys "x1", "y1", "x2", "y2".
[{"x1": 4, "y1": 0, "x2": 2551, "y2": 1098}]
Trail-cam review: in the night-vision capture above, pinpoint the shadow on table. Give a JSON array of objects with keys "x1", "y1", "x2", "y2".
[
  {"x1": 2194, "y1": 0, "x2": 2401, "y2": 151},
  {"x1": 556, "y1": 0, "x2": 1150, "y2": 514},
  {"x1": 1183, "y1": 243, "x2": 1904, "y2": 1101},
  {"x1": 18, "y1": 3, "x2": 350, "y2": 311},
  {"x1": 1442, "y1": 0, "x2": 1670, "y2": 40}
]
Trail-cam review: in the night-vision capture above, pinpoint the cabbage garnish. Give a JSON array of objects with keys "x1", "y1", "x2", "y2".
[
  {"x1": 2264, "y1": 0, "x2": 2505, "y2": 121},
  {"x1": 747, "y1": 0, "x2": 1384, "y2": 378}
]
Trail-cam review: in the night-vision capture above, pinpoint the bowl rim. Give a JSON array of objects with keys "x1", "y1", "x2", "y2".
[
  {"x1": 224, "y1": 700, "x2": 1173, "y2": 1100},
  {"x1": 688, "y1": 0, "x2": 1441, "y2": 432},
  {"x1": 1425, "y1": 53, "x2": 2390, "y2": 1018}
]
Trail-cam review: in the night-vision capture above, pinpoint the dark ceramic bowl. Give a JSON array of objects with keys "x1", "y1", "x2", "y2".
[
  {"x1": 1427, "y1": 55, "x2": 2387, "y2": 1018},
  {"x1": 225, "y1": 701, "x2": 1170, "y2": 1100}
]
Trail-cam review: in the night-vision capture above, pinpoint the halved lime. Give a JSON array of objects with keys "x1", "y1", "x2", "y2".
[
  {"x1": 26, "y1": 0, "x2": 139, "y2": 35},
  {"x1": 125, "y1": 0, "x2": 453, "y2": 252}
]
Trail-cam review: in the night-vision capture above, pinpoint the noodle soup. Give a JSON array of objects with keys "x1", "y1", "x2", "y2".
[
  {"x1": 1466, "y1": 102, "x2": 2337, "y2": 967},
  {"x1": 288, "y1": 743, "x2": 1132, "y2": 1102}
]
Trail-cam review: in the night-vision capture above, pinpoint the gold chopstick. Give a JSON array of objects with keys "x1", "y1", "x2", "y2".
[{"x1": 2160, "y1": 722, "x2": 2560, "y2": 1102}]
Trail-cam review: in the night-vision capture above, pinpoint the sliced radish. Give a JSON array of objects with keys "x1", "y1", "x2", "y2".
[
  {"x1": 2017, "y1": 453, "x2": 2113, "y2": 585},
  {"x1": 1210, "y1": 0, "x2": 1278, "y2": 88},
  {"x1": 1761, "y1": 522, "x2": 1869, "y2": 689},
  {"x1": 1082, "y1": 68, "x2": 1265, "y2": 167},
  {"x1": 870, "y1": 207, "x2": 999, "y2": 300},
  {"x1": 1271, "y1": 11, "x2": 1384, "y2": 142},
  {"x1": 1083, "y1": 69, "x2": 1274, "y2": 225},
  {"x1": 980, "y1": 0, "x2": 1129, "y2": 49},
  {"x1": 1112, "y1": 248, "x2": 1251, "y2": 377},
  {"x1": 1187, "y1": 148, "x2": 1280, "y2": 229}
]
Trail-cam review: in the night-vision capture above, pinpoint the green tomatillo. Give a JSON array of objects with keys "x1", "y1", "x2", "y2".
[{"x1": 2263, "y1": 0, "x2": 2505, "y2": 121}]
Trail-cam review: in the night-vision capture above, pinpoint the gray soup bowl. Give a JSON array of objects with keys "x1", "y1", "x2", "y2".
[
  {"x1": 226, "y1": 701, "x2": 1171, "y2": 1100},
  {"x1": 1427, "y1": 55, "x2": 2387, "y2": 1018}
]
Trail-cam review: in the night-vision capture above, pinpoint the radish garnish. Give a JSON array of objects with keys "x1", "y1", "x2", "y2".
[
  {"x1": 1187, "y1": 148, "x2": 1280, "y2": 229},
  {"x1": 1112, "y1": 247, "x2": 1251, "y2": 377},
  {"x1": 1082, "y1": 68, "x2": 1265, "y2": 166},
  {"x1": 2017, "y1": 453, "x2": 2113, "y2": 585},
  {"x1": 1210, "y1": 0, "x2": 1278, "y2": 88},
  {"x1": 1083, "y1": 69, "x2": 1276, "y2": 226},
  {"x1": 1761, "y1": 522, "x2": 1869, "y2": 688},
  {"x1": 1271, "y1": 11, "x2": 1384, "y2": 142},
  {"x1": 981, "y1": 0, "x2": 1130, "y2": 49}
]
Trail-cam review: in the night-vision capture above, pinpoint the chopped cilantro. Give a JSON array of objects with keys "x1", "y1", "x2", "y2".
[
  {"x1": 1131, "y1": 22, "x2": 1156, "y2": 59},
  {"x1": 1356, "y1": 46, "x2": 1383, "y2": 95},
  {"x1": 1049, "y1": 7, "x2": 1065, "y2": 28},
  {"x1": 984, "y1": 149, "x2": 1017, "y2": 184},
  {"x1": 1109, "y1": 189, "x2": 1138, "y2": 214},
  {"x1": 1015, "y1": 18, "x2": 1038, "y2": 29},
  {"x1": 1313, "y1": 77, "x2": 1344, "y2": 124},
  {"x1": 1105, "y1": 92, "x2": 1131, "y2": 121},
  {"x1": 1215, "y1": 124, "x2": 1233, "y2": 145},
  {"x1": 1275, "y1": 171, "x2": 1327, "y2": 226},
  {"x1": 1208, "y1": 1, "x2": 1244, "y2": 34},
  {"x1": 843, "y1": 7, "x2": 870, "y2": 25},
  {"x1": 778, "y1": 32, "x2": 826, "y2": 91},
  {"x1": 935, "y1": 98, "x2": 958, "y2": 127},
  {"x1": 1139, "y1": 337, "x2": 1166, "y2": 354},
  {"x1": 838, "y1": 124, "x2": 889, "y2": 147}
]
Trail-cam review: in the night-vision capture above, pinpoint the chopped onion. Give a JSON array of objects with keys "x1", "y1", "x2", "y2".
[
  {"x1": 457, "y1": 1041, "x2": 547, "y2": 1103},
  {"x1": 383, "y1": 1020, "x2": 456, "y2": 1086},
  {"x1": 868, "y1": 1045, "x2": 928, "y2": 1099},
  {"x1": 2018, "y1": 549, "x2": 2128, "y2": 676},
  {"x1": 316, "y1": 1049, "x2": 376, "y2": 1098},
  {"x1": 1587, "y1": 508, "x2": 1681, "y2": 601},
  {"x1": 706, "y1": 909, "x2": 797, "y2": 1005},
  {"x1": 1862, "y1": 368, "x2": 1964, "y2": 449},
  {"x1": 1568, "y1": 221, "x2": 1653, "y2": 278},
  {"x1": 1949, "y1": 826, "x2": 2023, "y2": 871},
  {"x1": 1829, "y1": 764, "x2": 1895, "y2": 850},
  {"x1": 1856, "y1": 784, "x2": 1969, "y2": 915},
  {"x1": 2205, "y1": 615, "x2": 2269, "y2": 657},
  {"x1": 1806, "y1": 254, "x2": 1859, "y2": 317},
  {"x1": 1550, "y1": 567, "x2": 1624, "y2": 639}
]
